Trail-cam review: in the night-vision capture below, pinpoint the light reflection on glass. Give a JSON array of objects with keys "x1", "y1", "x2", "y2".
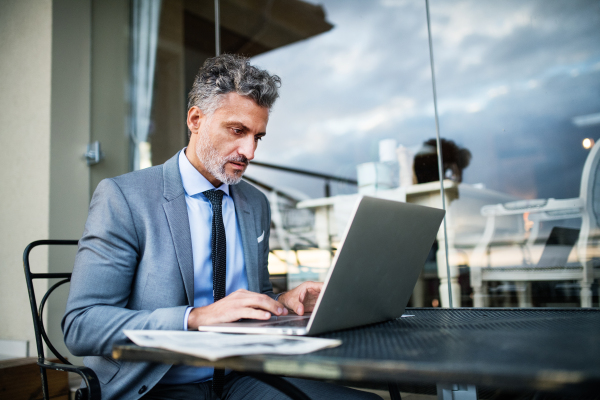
[{"x1": 583, "y1": 138, "x2": 595, "y2": 149}]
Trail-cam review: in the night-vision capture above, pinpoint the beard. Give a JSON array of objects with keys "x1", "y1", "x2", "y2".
[{"x1": 195, "y1": 124, "x2": 248, "y2": 185}]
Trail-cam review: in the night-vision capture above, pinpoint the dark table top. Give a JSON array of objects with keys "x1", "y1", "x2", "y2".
[{"x1": 113, "y1": 308, "x2": 600, "y2": 395}]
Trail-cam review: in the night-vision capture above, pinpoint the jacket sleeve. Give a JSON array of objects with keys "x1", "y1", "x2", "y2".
[
  {"x1": 258, "y1": 191, "x2": 278, "y2": 300},
  {"x1": 62, "y1": 178, "x2": 187, "y2": 357}
]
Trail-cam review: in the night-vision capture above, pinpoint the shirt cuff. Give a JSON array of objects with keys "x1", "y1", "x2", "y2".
[{"x1": 183, "y1": 307, "x2": 193, "y2": 330}]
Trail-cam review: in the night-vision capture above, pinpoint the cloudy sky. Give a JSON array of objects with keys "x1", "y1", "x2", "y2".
[{"x1": 245, "y1": 0, "x2": 600, "y2": 200}]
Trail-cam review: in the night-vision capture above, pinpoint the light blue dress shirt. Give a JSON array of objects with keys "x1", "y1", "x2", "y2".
[{"x1": 160, "y1": 149, "x2": 249, "y2": 384}]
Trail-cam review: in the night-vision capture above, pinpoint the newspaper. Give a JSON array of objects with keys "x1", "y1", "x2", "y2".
[{"x1": 124, "y1": 330, "x2": 342, "y2": 361}]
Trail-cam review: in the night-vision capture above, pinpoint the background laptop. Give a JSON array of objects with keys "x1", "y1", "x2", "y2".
[{"x1": 199, "y1": 196, "x2": 445, "y2": 336}]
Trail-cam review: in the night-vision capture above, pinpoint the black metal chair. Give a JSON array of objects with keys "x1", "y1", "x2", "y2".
[
  {"x1": 23, "y1": 240, "x2": 100, "y2": 400},
  {"x1": 23, "y1": 240, "x2": 399, "y2": 400}
]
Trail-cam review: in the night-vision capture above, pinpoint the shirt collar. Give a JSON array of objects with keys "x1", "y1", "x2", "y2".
[{"x1": 178, "y1": 148, "x2": 229, "y2": 197}]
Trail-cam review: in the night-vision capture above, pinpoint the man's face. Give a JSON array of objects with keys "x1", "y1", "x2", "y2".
[{"x1": 187, "y1": 92, "x2": 269, "y2": 186}]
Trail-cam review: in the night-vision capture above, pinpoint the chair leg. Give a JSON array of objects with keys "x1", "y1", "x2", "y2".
[
  {"x1": 580, "y1": 282, "x2": 592, "y2": 307},
  {"x1": 516, "y1": 282, "x2": 532, "y2": 307},
  {"x1": 472, "y1": 287, "x2": 484, "y2": 307},
  {"x1": 581, "y1": 260, "x2": 594, "y2": 308},
  {"x1": 501, "y1": 281, "x2": 512, "y2": 307},
  {"x1": 39, "y1": 366, "x2": 50, "y2": 400},
  {"x1": 470, "y1": 268, "x2": 484, "y2": 307},
  {"x1": 482, "y1": 282, "x2": 489, "y2": 307},
  {"x1": 388, "y1": 383, "x2": 402, "y2": 400}
]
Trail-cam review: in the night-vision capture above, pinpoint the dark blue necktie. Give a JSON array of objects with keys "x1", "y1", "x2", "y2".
[{"x1": 203, "y1": 189, "x2": 226, "y2": 397}]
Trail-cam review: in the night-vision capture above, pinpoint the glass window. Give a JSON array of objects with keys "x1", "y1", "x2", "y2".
[
  {"x1": 249, "y1": 0, "x2": 446, "y2": 301},
  {"x1": 133, "y1": 0, "x2": 599, "y2": 307},
  {"x1": 429, "y1": 0, "x2": 600, "y2": 307}
]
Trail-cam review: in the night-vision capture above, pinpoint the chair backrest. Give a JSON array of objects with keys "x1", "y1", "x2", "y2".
[
  {"x1": 578, "y1": 139, "x2": 600, "y2": 262},
  {"x1": 23, "y1": 240, "x2": 79, "y2": 365}
]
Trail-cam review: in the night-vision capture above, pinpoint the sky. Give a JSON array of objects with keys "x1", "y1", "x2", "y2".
[{"x1": 245, "y1": 0, "x2": 600, "y2": 200}]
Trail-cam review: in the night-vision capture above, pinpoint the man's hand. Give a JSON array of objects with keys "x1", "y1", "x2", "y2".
[
  {"x1": 278, "y1": 281, "x2": 323, "y2": 315},
  {"x1": 187, "y1": 289, "x2": 288, "y2": 330}
]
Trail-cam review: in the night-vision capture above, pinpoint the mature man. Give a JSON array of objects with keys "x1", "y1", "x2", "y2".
[{"x1": 63, "y1": 55, "x2": 380, "y2": 400}]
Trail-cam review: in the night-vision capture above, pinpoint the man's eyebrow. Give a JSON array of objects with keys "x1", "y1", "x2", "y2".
[
  {"x1": 224, "y1": 120, "x2": 266, "y2": 136},
  {"x1": 223, "y1": 120, "x2": 250, "y2": 131}
]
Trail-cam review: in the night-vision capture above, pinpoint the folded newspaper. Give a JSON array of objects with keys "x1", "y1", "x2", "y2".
[{"x1": 124, "y1": 330, "x2": 342, "y2": 361}]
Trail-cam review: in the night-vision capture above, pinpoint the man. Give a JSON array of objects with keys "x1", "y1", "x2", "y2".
[{"x1": 63, "y1": 54, "x2": 380, "y2": 400}]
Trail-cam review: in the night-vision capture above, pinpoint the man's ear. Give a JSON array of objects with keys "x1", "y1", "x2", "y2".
[{"x1": 187, "y1": 106, "x2": 204, "y2": 135}]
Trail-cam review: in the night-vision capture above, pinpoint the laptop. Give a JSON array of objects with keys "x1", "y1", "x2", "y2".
[
  {"x1": 536, "y1": 226, "x2": 580, "y2": 268},
  {"x1": 199, "y1": 196, "x2": 445, "y2": 336}
]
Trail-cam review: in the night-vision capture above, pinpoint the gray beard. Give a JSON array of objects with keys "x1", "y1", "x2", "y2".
[{"x1": 195, "y1": 125, "x2": 246, "y2": 185}]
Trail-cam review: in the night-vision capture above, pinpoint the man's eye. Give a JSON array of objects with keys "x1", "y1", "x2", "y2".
[
  {"x1": 255, "y1": 136, "x2": 263, "y2": 142},
  {"x1": 232, "y1": 128, "x2": 242, "y2": 134}
]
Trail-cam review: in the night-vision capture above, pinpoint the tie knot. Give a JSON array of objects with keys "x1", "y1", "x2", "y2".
[{"x1": 203, "y1": 189, "x2": 224, "y2": 207}]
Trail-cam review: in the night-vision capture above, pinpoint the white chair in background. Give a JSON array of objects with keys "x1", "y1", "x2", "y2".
[{"x1": 470, "y1": 139, "x2": 600, "y2": 307}]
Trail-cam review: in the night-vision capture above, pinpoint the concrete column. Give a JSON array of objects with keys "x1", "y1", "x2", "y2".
[
  {"x1": 47, "y1": 0, "x2": 93, "y2": 363},
  {"x1": 0, "y1": 0, "x2": 53, "y2": 350},
  {"x1": 0, "y1": 0, "x2": 131, "y2": 362},
  {"x1": 90, "y1": 0, "x2": 131, "y2": 194}
]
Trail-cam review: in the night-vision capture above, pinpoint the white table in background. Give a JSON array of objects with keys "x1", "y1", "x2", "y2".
[{"x1": 297, "y1": 181, "x2": 517, "y2": 307}]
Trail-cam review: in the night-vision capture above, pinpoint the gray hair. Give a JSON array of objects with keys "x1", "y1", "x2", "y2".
[{"x1": 188, "y1": 54, "x2": 282, "y2": 116}]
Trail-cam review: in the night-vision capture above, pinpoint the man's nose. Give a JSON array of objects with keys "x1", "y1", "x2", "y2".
[{"x1": 238, "y1": 136, "x2": 256, "y2": 160}]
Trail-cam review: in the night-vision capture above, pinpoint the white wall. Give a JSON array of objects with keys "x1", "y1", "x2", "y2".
[
  {"x1": 0, "y1": 0, "x2": 131, "y2": 361},
  {"x1": 0, "y1": 0, "x2": 97, "y2": 361},
  {"x1": 0, "y1": 0, "x2": 53, "y2": 347},
  {"x1": 47, "y1": 0, "x2": 93, "y2": 361},
  {"x1": 90, "y1": 0, "x2": 131, "y2": 194}
]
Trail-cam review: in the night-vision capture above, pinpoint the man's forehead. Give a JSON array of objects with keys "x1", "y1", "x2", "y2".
[
  {"x1": 218, "y1": 92, "x2": 267, "y2": 111},
  {"x1": 215, "y1": 93, "x2": 269, "y2": 130}
]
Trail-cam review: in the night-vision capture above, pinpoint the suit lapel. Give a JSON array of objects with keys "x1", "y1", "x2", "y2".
[
  {"x1": 162, "y1": 151, "x2": 194, "y2": 306},
  {"x1": 231, "y1": 184, "x2": 259, "y2": 293}
]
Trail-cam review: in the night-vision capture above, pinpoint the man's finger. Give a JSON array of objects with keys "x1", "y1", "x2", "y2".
[
  {"x1": 238, "y1": 308, "x2": 273, "y2": 321},
  {"x1": 241, "y1": 294, "x2": 285, "y2": 315},
  {"x1": 283, "y1": 291, "x2": 303, "y2": 315},
  {"x1": 303, "y1": 281, "x2": 323, "y2": 291}
]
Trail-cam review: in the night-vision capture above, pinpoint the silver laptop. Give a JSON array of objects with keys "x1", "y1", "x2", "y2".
[{"x1": 199, "y1": 196, "x2": 445, "y2": 336}]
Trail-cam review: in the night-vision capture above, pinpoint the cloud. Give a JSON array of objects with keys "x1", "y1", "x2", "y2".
[
  {"x1": 252, "y1": 0, "x2": 600, "y2": 200},
  {"x1": 306, "y1": 97, "x2": 417, "y2": 137},
  {"x1": 429, "y1": 1, "x2": 535, "y2": 47}
]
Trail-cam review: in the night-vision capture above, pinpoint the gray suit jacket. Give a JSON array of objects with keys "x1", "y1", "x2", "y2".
[{"x1": 62, "y1": 151, "x2": 274, "y2": 400}]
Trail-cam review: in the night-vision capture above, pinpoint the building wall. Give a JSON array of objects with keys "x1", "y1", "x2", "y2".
[
  {"x1": 46, "y1": 0, "x2": 131, "y2": 360},
  {"x1": 0, "y1": 0, "x2": 131, "y2": 358},
  {"x1": 0, "y1": 0, "x2": 53, "y2": 347},
  {"x1": 47, "y1": 0, "x2": 93, "y2": 361},
  {"x1": 90, "y1": 0, "x2": 131, "y2": 195},
  {"x1": 0, "y1": 0, "x2": 109, "y2": 361}
]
